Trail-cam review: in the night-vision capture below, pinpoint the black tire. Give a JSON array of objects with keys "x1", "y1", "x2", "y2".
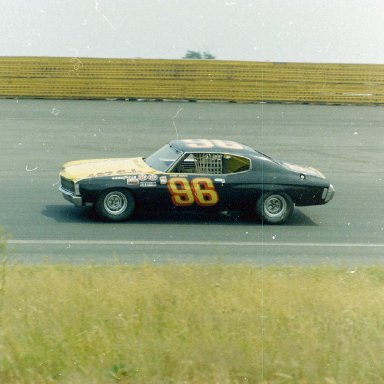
[
  {"x1": 256, "y1": 192, "x2": 294, "y2": 224},
  {"x1": 95, "y1": 189, "x2": 135, "y2": 222}
]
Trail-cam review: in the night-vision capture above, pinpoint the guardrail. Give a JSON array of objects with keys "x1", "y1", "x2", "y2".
[{"x1": 1, "y1": 57, "x2": 383, "y2": 104}]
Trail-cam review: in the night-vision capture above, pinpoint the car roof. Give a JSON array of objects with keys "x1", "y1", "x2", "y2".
[{"x1": 169, "y1": 139, "x2": 257, "y2": 156}]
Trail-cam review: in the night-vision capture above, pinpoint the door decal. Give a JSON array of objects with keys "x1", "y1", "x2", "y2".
[{"x1": 167, "y1": 177, "x2": 219, "y2": 206}]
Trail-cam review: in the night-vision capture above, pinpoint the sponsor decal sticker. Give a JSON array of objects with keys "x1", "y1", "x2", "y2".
[
  {"x1": 140, "y1": 181, "x2": 157, "y2": 188},
  {"x1": 138, "y1": 174, "x2": 148, "y2": 181},
  {"x1": 159, "y1": 176, "x2": 167, "y2": 185},
  {"x1": 147, "y1": 174, "x2": 158, "y2": 181},
  {"x1": 126, "y1": 175, "x2": 139, "y2": 184}
]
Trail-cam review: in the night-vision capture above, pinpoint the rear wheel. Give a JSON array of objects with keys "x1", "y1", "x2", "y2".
[
  {"x1": 95, "y1": 189, "x2": 135, "y2": 222},
  {"x1": 256, "y1": 192, "x2": 293, "y2": 224}
]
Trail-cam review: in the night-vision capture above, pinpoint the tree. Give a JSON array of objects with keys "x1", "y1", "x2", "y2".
[{"x1": 183, "y1": 50, "x2": 216, "y2": 59}]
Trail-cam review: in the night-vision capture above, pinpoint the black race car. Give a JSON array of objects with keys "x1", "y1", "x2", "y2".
[{"x1": 59, "y1": 139, "x2": 335, "y2": 224}]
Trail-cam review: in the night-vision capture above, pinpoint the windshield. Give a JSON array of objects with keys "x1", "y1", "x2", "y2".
[{"x1": 144, "y1": 144, "x2": 182, "y2": 172}]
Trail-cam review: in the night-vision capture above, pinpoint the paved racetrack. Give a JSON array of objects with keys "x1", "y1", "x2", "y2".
[{"x1": 1, "y1": 99, "x2": 383, "y2": 266}]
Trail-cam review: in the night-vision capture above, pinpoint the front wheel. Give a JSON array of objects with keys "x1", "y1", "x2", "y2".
[
  {"x1": 95, "y1": 189, "x2": 135, "y2": 222},
  {"x1": 256, "y1": 192, "x2": 293, "y2": 224}
]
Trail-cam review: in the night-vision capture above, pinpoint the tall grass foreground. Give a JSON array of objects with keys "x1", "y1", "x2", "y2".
[{"x1": 1, "y1": 257, "x2": 384, "y2": 383}]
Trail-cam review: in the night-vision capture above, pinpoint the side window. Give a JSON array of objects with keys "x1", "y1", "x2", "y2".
[
  {"x1": 170, "y1": 153, "x2": 250, "y2": 175},
  {"x1": 175, "y1": 153, "x2": 197, "y2": 173},
  {"x1": 171, "y1": 153, "x2": 223, "y2": 174},
  {"x1": 223, "y1": 155, "x2": 250, "y2": 174},
  {"x1": 194, "y1": 153, "x2": 223, "y2": 174}
]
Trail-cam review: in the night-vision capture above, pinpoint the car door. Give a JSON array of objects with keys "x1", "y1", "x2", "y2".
[
  {"x1": 216, "y1": 153, "x2": 254, "y2": 211},
  {"x1": 163, "y1": 152, "x2": 252, "y2": 212}
]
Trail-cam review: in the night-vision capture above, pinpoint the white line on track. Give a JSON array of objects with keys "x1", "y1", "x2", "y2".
[{"x1": 8, "y1": 240, "x2": 384, "y2": 247}]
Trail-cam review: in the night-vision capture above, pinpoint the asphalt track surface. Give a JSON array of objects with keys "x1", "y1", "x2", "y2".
[{"x1": 1, "y1": 99, "x2": 383, "y2": 266}]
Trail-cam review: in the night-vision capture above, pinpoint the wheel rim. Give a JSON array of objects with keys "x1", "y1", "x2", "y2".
[
  {"x1": 264, "y1": 195, "x2": 287, "y2": 217},
  {"x1": 104, "y1": 191, "x2": 128, "y2": 216}
]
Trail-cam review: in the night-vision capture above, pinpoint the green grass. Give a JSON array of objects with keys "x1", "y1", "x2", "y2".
[{"x1": 1, "y1": 263, "x2": 384, "y2": 383}]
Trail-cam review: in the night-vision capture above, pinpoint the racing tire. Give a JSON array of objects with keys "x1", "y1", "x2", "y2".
[
  {"x1": 95, "y1": 189, "x2": 135, "y2": 222},
  {"x1": 256, "y1": 192, "x2": 294, "y2": 224}
]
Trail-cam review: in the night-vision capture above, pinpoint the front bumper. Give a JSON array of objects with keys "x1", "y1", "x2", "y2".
[{"x1": 59, "y1": 186, "x2": 83, "y2": 207}]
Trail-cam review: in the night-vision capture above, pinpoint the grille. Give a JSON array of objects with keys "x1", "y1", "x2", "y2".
[{"x1": 61, "y1": 177, "x2": 75, "y2": 193}]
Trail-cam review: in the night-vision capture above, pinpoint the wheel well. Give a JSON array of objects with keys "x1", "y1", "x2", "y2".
[
  {"x1": 256, "y1": 190, "x2": 295, "y2": 204},
  {"x1": 83, "y1": 187, "x2": 136, "y2": 205}
]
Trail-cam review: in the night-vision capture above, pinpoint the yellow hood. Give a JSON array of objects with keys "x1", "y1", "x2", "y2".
[{"x1": 60, "y1": 157, "x2": 157, "y2": 182}]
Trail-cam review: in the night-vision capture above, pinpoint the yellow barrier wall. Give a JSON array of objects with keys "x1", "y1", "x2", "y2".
[{"x1": 1, "y1": 57, "x2": 384, "y2": 104}]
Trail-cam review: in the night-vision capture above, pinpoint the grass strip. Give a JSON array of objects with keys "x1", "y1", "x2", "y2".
[{"x1": 1, "y1": 264, "x2": 384, "y2": 383}]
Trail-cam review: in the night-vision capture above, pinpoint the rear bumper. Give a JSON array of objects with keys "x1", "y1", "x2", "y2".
[
  {"x1": 59, "y1": 186, "x2": 83, "y2": 207},
  {"x1": 322, "y1": 184, "x2": 335, "y2": 203}
]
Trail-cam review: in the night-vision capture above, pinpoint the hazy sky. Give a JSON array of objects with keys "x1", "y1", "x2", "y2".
[{"x1": 1, "y1": 0, "x2": 383, "y2": 63}]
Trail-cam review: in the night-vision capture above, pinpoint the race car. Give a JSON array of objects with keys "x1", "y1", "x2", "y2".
[{"x1": 59, "y1": 139, "x2": 335, "y2": 224}]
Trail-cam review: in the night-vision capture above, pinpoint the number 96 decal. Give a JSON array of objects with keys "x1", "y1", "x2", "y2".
[{"x1": 167, "y1": 177, "x2": 219, "y2": 207}]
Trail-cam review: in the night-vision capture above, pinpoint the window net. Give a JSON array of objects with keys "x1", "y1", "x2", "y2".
[{"x1": 194, "y1": 153, "x2": 223, "y2": 174}]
